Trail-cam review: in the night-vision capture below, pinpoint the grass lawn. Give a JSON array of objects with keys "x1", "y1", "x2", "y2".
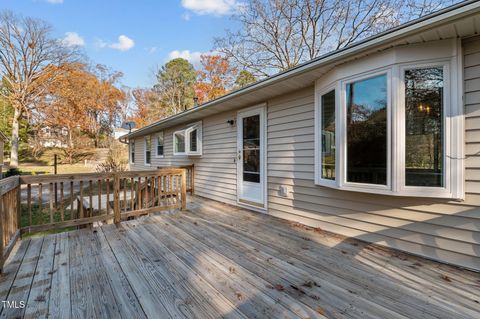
[
  {"x1": 19, "y1": 163, "x2": 95, "y2": 175},
  {"x1": 13, "y1": 147, "x2": 106, "y2": 175}
]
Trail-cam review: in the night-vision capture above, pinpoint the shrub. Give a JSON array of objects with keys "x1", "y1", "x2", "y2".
[{"x1": 4, "y1": 168, "x2": 22, "y2": 177}]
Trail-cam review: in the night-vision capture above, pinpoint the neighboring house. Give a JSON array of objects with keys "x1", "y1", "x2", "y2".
[
  {"x1": 113, "y1": 127, "x2": 137, "y2": 140},
  {"x1": 37, "y1": 126, "x2": 68, "y2": 148},
  {"x1": 0, "y1": 131, "x2": 7, "y2": 178},
  {"x1": 120, "y1": 2, "x2": 480, "y2": 271}
]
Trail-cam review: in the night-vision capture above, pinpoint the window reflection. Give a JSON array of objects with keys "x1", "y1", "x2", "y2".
[
  {"x1": 243, "y1": 115, "x2": 260, "y2": 183},
  {"x1": 405, "y1": 67, "x2": 443, "y2": 187},
  {"x1": 346, "y1": 74, "x2": 388, "y2": 185},
  {"x1": 321, "y1": 90, "x2": 335, "y2": 180},
  {"x1": 175, "y1": 132, "x2": 185, "y2": 153}
]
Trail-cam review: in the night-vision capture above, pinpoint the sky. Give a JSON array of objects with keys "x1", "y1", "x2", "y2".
[{"x1": 0, "y1": 0, "x2": 241, "y2": 88}]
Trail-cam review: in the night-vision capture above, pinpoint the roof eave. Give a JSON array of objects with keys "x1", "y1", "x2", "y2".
[{"x1": 124, "y1": 0, "x2": 480, "y2": 140}]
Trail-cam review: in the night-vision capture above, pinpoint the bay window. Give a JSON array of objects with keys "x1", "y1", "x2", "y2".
[
  {"x1": 315, "y1": 58, "x2": 462, "y2": 199},
  {"x1": 174, "y1": 121, "x2": 202, "y2": 156}
]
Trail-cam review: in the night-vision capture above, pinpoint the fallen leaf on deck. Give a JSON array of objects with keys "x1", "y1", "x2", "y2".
[
  {"x1": 441, "y1": 274, "x2": 452, "y2": 282},
  {"x1": 302, "y1": 281, "x2": 319, "y2": 288},
  {"x1": 274, "y1": 284, "x2": 285, "y2": 291},
  {"x1": 290, "y1": 285, "x2": 306, "y2": 294},
  {"x1": 316, "y1": 306, "x2": 326, "y2": 315},
  {"x1": 235, "y1": 292, "x2": 243, "y2": 300}
]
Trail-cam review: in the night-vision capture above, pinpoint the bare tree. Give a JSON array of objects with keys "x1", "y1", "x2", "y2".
[
  {"x1": 215, "y1": 0, "x2": 457, "y2": 77},
  {"x1": 0, "y1": 11, "x2": 77, "y2": 167}
]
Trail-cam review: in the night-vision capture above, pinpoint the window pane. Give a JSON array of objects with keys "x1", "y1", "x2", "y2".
[
  {"x1": 175, "y1": 133, "x2": 185, "y2": 153},
  {"x1": 131, "y1": 141, "x2": 135, "y2": 163},
  {"x1": 405, "y1": 67, "x2": 443, "y2": 187},
  {"x1": 243, "y1": 149, "x2": 260, "y2": 183},
  {"x1": 321, "y1": 90, "x2": 335, "y2": 180},
  {"x1": 157, "y1": 134, "x2": 164, "y2": 156},
  {"x1": 243, "y1": 115, "x2": 260, "y2": 183},
  {"x1": 190, "y1": 129, "x2": 197, "y2": 152},
  {"x1": 346, "y1": 74, "x2": 387, "y2": 185},
  {"x1": 145, "y1": 137, "x2": 151, "y2": 164}
]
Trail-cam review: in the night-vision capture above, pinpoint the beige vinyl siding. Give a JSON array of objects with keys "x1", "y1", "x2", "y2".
[
  {"x1": 265, "y1": 37, "x2": 480, "y2": 271},
  {"x1": 129, "y1": 124, "x2": 193, "y2": 171},
  {"x1": 130, "y1": 111, "x2": 238, "y2": 205},
  {"x1": 191, "y1": 110, "x2": 238, "y2": 205}
]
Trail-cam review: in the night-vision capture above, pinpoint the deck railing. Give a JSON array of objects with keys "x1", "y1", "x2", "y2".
[
  {"x1": 0, "y1": 167, "x2": 190, "y2": 271},
  {"x1": 0, "y1": 176, "x2": 20, "y2": 270}
]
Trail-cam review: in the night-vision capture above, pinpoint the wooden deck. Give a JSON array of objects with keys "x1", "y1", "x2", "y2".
[{"x1": 0, "y1": 196, "x2": 479, "y2": 319}]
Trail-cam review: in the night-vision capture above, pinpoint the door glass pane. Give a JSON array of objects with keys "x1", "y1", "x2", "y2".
[
  {"x1": 243, "y1": 115, "x2": 260, "y2": 183},
  {"x1": 405, "y1": 67, "x2": 443, "y2": 187},
  {"x1": 346, "y1": 74, "x2": 387, "y2": 185},
  {"x1": 190, "y1": 129, "x2": 197, "y2": 152},
  {"x1": 175, "y1": 132, "x2": 185, "y2": 153},
  {"x1": 321, "y1": 90, "x2": 335, "y2": 180}
]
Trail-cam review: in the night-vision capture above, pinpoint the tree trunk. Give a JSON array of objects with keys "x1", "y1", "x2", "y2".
[{"x1": 9, "y1": 107, "x2": 21, "y2": 168}]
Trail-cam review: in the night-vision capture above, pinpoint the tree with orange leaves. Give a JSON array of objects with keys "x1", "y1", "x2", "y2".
[
  {"x1": 37, "y1": 62, "x2": 125, "y2": 162},
  {"x1": 195, "y1": 54, "x2": 237, "y2": 105}
]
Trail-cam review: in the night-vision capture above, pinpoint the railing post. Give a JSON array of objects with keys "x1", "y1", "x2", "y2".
[
  {"x1": 16, "y1": 180, "x2": 21, "y2": 237},
  {"x1": 181, "y1": 169, "x2": 187, "y2": 211},
  {"x1": 0, "y1": 189, "x2": 4, "y2": 273},
  {"x1": 113, "y1": 174, "x2": 121, "y2": 224}
]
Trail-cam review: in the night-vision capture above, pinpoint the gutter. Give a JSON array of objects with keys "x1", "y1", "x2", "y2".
[{"x1": 121, "y1": 0, "x2": 480, "y2": 140}]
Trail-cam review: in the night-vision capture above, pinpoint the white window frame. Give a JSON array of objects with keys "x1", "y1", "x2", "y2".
[
  {"x1": 314, "y1": 83, "x2": 338, "y2": 188},
  {"x1": 314, "y1": 56, "x2": 463, "y2": 199},
  {"x1": 339, "y1": 68, "x2": 392, "y2": 194},
  {"x1": 186, "y1": 121, "x2": 202, "y2": 156},
  {"x1": 397, "y1": 60, "x2": 454, "y2": 198},
  {"x1": 173, "y1": 130, "x2": 186, "y2": 156},
  {"x1": 144, "y1": 136, "x2": 152, "y2": 166},
  {"x1": 129, "y1": 140, "x2": 135, "y2": 164},
  {"x1": 173, "y1": 121, "x2": 203, "y2": 156},
  {"x1": 155, "y1": 131, "x2": 164, "y2": 158}
]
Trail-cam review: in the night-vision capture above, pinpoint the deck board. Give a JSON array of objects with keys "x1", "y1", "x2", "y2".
[{"x1": 0, "y1": 196, "x2": 479, "y2": 318}]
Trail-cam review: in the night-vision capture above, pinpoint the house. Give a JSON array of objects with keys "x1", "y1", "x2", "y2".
[
  {"x1": 113, "y1": 127, "x2": 137, "y2": 140},
  {"x1": 0, "y1": 131, "x2": 7, "y2": 178},
  {"x1": 120, "y1": 1, "x2": 480, "y2": 272},
  {"x1": 36, "y1": 126, "x2": 69, "y2": 148}
]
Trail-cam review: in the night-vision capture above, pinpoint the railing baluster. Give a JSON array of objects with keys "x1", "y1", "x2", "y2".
[
  {"x1": 60, "y1": 182, "x2": 64, "y2": 221},
  {"x1": 27, "y1": 184, "x2": 32, "y2": 227},
  {"x1": 79, "y1": 181, "x2": 84, "y2": 219},
  {"x1": 130, "y1": 177, "x2": 134, "y2": 212},
  {"x1": 89, "y1": 180, "x2": 93, "y2": 218},
  {"x1": 123, "y1": 178, "x2": 127, "y2": 212},
  {"x1": 98, "y1": 179, "x2": 102, "y2": 213},
  {"x1": 49, "y1": 183, "x2": 54, "y2": 223},
  {"x1": 106, "y1": 178, "x2": 110, "y2": 214},
  {"x1": 70, "y1": 181, "x2": 74, "y2": 220},
  {"x1": 38, "y1": 183, "x2": 43, "y2": 223}
]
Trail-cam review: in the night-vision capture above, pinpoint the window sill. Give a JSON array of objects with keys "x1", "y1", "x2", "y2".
[
  {"x1": 155, "y1": 155, "x2": 164, "y2": 158},
  {"x1": 314, "y1": 180, "x2": 461, "y2": 200}
]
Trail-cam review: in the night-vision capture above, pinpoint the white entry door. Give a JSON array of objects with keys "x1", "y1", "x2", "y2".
[{"x1": 237, "y1": 105, "x2": 266, "y2": 208}]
